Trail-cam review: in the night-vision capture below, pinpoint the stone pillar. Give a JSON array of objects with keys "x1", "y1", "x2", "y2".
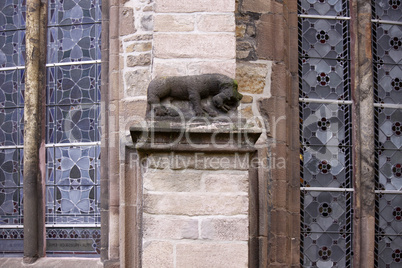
[
  {"x1": 128, "y1": 120, "x2": 261, "y2": 267},
  {"x1": 23, "y1": 0, "x2": 47, "y2": 262}
]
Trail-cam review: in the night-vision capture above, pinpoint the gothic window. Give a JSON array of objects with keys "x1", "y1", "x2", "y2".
[
  {"x1": 372, "y1": 1, "x2": 402, "y2": 267},
  {"x1": 298, "y1": 1, "x2": 353, "y2": 266},
  {"x1": 299, "y1": 0, "x2": 402, "y2": 266},
  {"x1": 0, "y1": 0, "x2": 101, "y2": 256}
]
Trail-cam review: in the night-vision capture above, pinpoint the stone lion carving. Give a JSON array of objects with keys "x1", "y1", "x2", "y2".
[{"x1": 146, "y1": 73, "x2": 243, "y2": 117}]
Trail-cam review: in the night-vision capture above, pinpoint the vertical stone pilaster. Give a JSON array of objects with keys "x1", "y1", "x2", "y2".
[
  {"x1": 129, "y1": 121, "x2": 262, "y2": 268},
  {"x1": 37, "y1": 0, "x2": 48, "y2": 258},
  {"x1": 351, "y1": 0, "x2": 375, "y2": 266},
  {"x1": 100, "y1": 0, "x2": 111, "y2": 262}
]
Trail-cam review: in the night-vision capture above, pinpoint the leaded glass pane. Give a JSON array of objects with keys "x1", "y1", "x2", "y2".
[
  {"x1": 300, "y1": 103, "x2": 352, "y2": 147},
  {"x1": 372, "y1": 0, "x2": 402, "y2": 22},
  {"x1": 299, "y1": 57, "x2": 351, "y2": 100},
  {"x1": 0, "y1": 108, "x2": 23, "y2": 146},
  {"x1": 376, "y1": 149, "x2": 402, "y2": 191},
  {"x1": 376, "y1": 194, "x2": 402, "y2": 235},
  {"x1": 299, "y1": 18, "x2": 350, "y2": 60},
  {"x1": 0, "y1": 70, "x2": 18, "y2": 108},
  {"x1": 301, "y1": 146, "x2": 352, "y2": 188},
  {"x1": 375, "y1": 108, "x2": 402, "y2": 151},
  {"x1": 375, "y1": 108, "x2": 402, "y2": 188},
  {"x1": 0, "y1": 70, "x2": 24, "y2": 108},
  {"x1": 46, "y1": 146, "x2": 100, "y2": 225},
  {"x1": 300, "y1": 190, "x2": 353, "y2": 267},
  {"x1": 44, "y1": 0, "x2": 101, "y2": 255},
  {"x1": 46, "y1": 227, "x2": 100, "y2": 256},
  {"x1": 373, "y1": 2, "x2": 402, "y2": 265},
  {"x1": 375, "y1": 193, "x2": 402, "y2": 268},
  {"x1": 0, "y1": 30, "x2": 25, "y2": 67},
  {"x1": 56, "y1": 64, "x2": 98, "y2": 105},
  {"x1": 48, "y1": 0, "x2": 101, "y2": 26},
  {"x1": 298, "y1": 0, "x2": 349, "y2": 17},
  {"x1": 375, "y1": 235, "x2": 402, "y2": 268},
  {"x1": 0, "y1": 149, "x2": 23, "y2": 225},
  {"x1": 47, "y1": 24, "x2": 101, "y2": 63},
  {"x1": 373, "y1": 24, "x2": 402, "y2": 65},
  {"x1": 0, "y1": 4, "x2": 24, "y2": 248},
  {"x1": 46, "y1": 104, "x2": 100, "y2": 144},
  {"x1": 0, "y1": 0, "x2": 26, "y2": 31},
  {"x1": 299, "y1": 1, "x2": 353, "y2": 265},
  {"x1": 374, "y1": 63, "x2": 402, "y2": 104},
  {"x1": 0, "y1": 228, "x2": 23, "y2": 255}
]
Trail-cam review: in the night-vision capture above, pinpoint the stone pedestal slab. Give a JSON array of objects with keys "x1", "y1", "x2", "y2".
[{"x1": 128, "y1": 120, "x2": 261, "y2": 268}]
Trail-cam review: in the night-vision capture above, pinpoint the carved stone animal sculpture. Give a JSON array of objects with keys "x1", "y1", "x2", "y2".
[{"x1": 146, "y1": 73, "x2": 243, "y2": 117}]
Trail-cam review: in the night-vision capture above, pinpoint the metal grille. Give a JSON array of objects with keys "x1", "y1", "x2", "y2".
[
  {"x1": 372, "y1": 1, "x2": 402, "y2": 267},
  {"x1": 298, "y1": 1, "x2": 353, "y2": 266}
]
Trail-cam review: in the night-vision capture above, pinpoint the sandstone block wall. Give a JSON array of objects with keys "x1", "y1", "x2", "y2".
[
  {"x1": 141, "y1": 153, "x2": 250, "y2": 268},
  {"x1": 102, "y1": 0, "x2": 298, "y2": 267},
  {"x1": 153, "y1": 0, "x2": 236, "y2": 77}
]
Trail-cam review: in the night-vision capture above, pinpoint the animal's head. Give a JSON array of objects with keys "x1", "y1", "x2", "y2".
[{"x1": 213, "y1": 79, "x2": 243, "y2": 112}]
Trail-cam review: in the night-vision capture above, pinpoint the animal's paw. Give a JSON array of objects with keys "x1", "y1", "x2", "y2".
[
  {"x1": 202, "y1": 106, "x2": 218, "y2": 117},
  {"x1": 168, "y1": 108, "x2": 179, "y2": 117},
  {"x1": 206, "y1": 110, "x2": 217, "y2": 117},
  {"x1": 154, "y1": 106, "x2": 169, "y2": 116}
]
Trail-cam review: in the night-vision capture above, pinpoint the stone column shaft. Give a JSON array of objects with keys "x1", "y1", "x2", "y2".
[{"x1": 23, "y1": 0, "x2": 47, "y2": 262}]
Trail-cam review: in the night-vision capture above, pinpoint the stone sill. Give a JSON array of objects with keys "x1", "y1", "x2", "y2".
[
  {"x1": 0, "y1": 257, "x2": 103, "y2": 268},
  {"x1": 130, "y1": 119, "x2": 262, "y2": 152}
]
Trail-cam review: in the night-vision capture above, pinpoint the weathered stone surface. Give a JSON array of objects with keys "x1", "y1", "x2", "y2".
[
  {"x1": 142, "y1": 241, "x2": 174, "y2": 268},
  {"x1": 176, "y1": 243, "x2": 248, "y2": 267},
  {"x1": 187, "y1": 60, "x2": 236, "y2": 77},
  {"x1": 143, "y1": 193, "x2": 248, "y2": 216},
  {"x1": 127, "y1": 53, "x2": 151, "y2": 67},
  {"x1": 241, "y1": 0, "x2": 277, "y2": 13},
  {"x1": 237, "y1": 50, "x2": 251, "y2": 60},
  {"x1": 145, "y1": 153, "x2": 251, "y2": 171},
  {"x1": 256, "y1": 13, "x2": 284, "y2": 61},
  {"x1": 143, "y1": 214, "x2": 199, "y2": 239},
  {"x1": 144, "y1": 170, "x2": 202, "y2": 192},
  {"x1": 155, "y1": 0, "x2": 235, "y2": 13},
  {"x1": 237, "y1": 40, "x2": 253, "y2": 51},
  {"x1": 0, "y1": 258, "x2": 103, "y2": 268},
  {"x1": 141, "y1": 14, "x2": 153, "y2": 31},
  {"x1": 197, "y1": 14, "x2": 235, "y2": 32},
  {"x1": 154, "y1": 14, "x2": 195, "y2": 32},
  {"x1": 236, "y1": 62, "x2": 270, "y2": 94},
  {"x1": 124, "y1": 69, "x2": 151, "y2": 97},
  {"x1": 153, "y1": 59, "x2": 236, "y2": 78},
  {"x1": 241, "y1": 95, "x2": 253, "y2": 103},
  {"x1": 236, "y1": 24, "x2": 246, "y2": 38},
  {"x1": 203, "y1": 172, "x2": 248, "y2": 192},
  {"x1": 123, "y1": 34, "x2": 153, "y2": 42},
  {"x1": 153, "y1": 59, "x2": 188, "y2": 77},
  {"x1": 121, "y1": 99, "x2": 147, "y2": 127},
  {"x1": 271, "y1": 62, "x2": 288, "y2": 97},
  {"x1": 154, "y1": 33, "x2": 235, "y2": 59},
  {"x1": 126, "y1": 42, "x2": 152, "y2": 53},
  {"x1": 241, "y1": 105, "x2": 253, "y2": 118},
  {"x1": 120, "y1": 7, "x2": 136, "y2": 36},
  {"x1": 200, "y1": 217, "x2": 248, "y2": 240}
]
